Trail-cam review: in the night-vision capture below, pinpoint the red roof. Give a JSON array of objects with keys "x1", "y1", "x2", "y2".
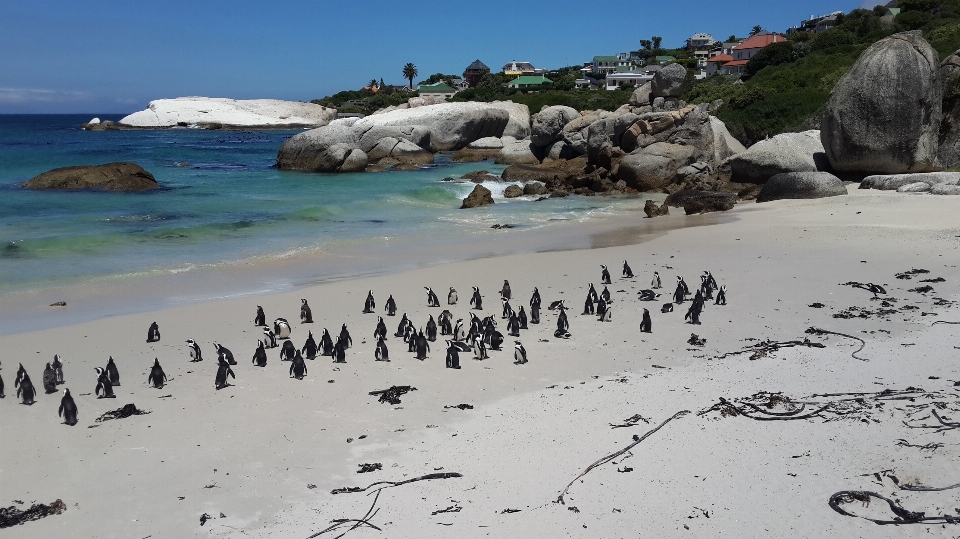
[
  {"x1": 722, "y1": 60, "x2": 749, "y2": 67},
  {"x1": 707, "y1": 54, "x2": 733, "y2": 63},
  {"x1": 733, "y1": 33, "x2": 783, "y2": 50}
]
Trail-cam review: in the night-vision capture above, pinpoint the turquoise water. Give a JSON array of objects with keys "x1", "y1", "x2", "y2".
[{"x1": 0, "y1": 115, "x2": 642, "y2": 295}]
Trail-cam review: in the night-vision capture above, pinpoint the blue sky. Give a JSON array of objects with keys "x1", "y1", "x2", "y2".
[{"x1": 1, "y1": 0, "x2": 879, "y2": 113}]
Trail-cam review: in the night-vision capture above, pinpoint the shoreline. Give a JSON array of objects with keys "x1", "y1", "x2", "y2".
[{"x1": 1, "y1": 188, "x2": 959, "y2": 538}]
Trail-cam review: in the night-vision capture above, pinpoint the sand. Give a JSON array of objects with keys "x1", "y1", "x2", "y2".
[{"x1": 1, "y1": 187, "x2": 958, "y2": 538}]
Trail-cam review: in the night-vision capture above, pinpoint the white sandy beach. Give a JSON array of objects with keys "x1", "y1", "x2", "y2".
[{"x1": 1, "y1": 187, "x2": 959, "y2": 538}]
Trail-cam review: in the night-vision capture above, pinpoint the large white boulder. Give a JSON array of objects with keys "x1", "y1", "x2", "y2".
[
  {"x1": 488, "y1": 101, "x2": 531, "y2": 139},
  {"x1": 352, "y1": 102, "x2": 509, "y2": 151},
  {"x1": 120, "y1": 97, "x2": 335, "y2": 128},
  {"x1": 723, "y1": 130, "x2": 828, "y2": 183}
]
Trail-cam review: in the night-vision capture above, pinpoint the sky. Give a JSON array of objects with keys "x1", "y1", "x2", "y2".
[{"x1": 1, "y1": 0, "x2": 881, "y2": 114}]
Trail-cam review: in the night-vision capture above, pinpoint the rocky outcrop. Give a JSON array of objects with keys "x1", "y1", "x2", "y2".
[
  {"x1": 629, "y1": 82, "x2": 653, "y2": 107},
  {"x1": 896, "y1": 182, "x2": 932, "y2": 192},
  {"x1": 276, "y1": 123, "x2": 366, "y2": 172},
  {"x1": 22, "y1": 162, "x2": 160, "y2": 191},
  {"x1": 119, "y1": 97, "x2": 335, "y2": 129},
  {"x1": 356, "y1": 125, "x2": 430, "y2": 153},
  {"x1": 756, "y1": 172, "x2": 847, "y2": 202},
  {"x1": 931, "y1": 183, "x2": 960, "y2": 195},
  {"x1": 821, "y1": 31, "x2": 942, "y2": 174},
  {"x1": 663, "y1": 190, "x2": 737, "y2": 214},
  {"x1": 352, "y1": 102, "x2": 509, "y2": 151},
  {"x1": 618, "y1": 142, "x2": 695, "y2": 191},
  {"x1": 531, "y1": 106, "x2": 581, "y2": 147},
  {"x1": 651, "y1": 64, "x2": 690, "y2": 98},
  {"x1": 466, "y1": 137, "x2": 504, "y2": 150},
  {"x1": 503, "y1": 185, "x2": 524, "y2": 198},
  {"x1": 488, "y1": 101, "x2": 531, "y2": 139},
  {"x1": 522, "y1": 182, "x2": 548, "y2": 195},
  {"x1": 940, "y1": 49, "x2": 960, "y2": 168},
  {"x1": 644, "y1": 199, "x2": 669, "y2": 217},
  {"x1": 860, "y1": 172, "x2": 960, "y2": 190},
  {"x1": 462, "y1": 170, "x2": 499, "y2": 183},
  {"x1": 723, "y1": 130, "x2": 827, "y2": 183},
  {"x1": 460, "y1": 184, "x2": 494, "y2": 208},
  {"x1": 496, "y1": 141, "x2": 540, "y2": 165}
]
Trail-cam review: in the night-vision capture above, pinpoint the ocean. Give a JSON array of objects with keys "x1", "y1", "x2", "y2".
[{"x1": 0, "y1": 114, "x2": 657, "y2": 333}]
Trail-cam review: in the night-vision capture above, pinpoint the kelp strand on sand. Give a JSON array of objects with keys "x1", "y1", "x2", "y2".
[
  {"x1": 0, "y1": 499, "x2": 66, "y2": 528},
  {"x1": 95, "y1": 403, "x2": 150, "y2": 422}
]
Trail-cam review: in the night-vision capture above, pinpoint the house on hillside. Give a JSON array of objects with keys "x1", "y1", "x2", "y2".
[
  {"x1": 502, "y1": 61, "x2": 543, "y2": 77},
  {"x1": 654, "y1": 55, "x2": 677, "y2": 65},
  {"x1": 686, "y1": 33, "x2": 717, "y2": 50},
  {"x1": 592, "y1": 56, "x2": 619, "y2": 75},
  {"x1": 720, "y1": 33, "x2": 784, "y2": 74},
  {"x1": 787, "y1": 11, "x2": 843, "y2": 34},
  {"x1": 417, "y1": 82, "x2": 458, "y2": 99},
  {"x1": 705, "y1": 53, "x2": 733, "y2": 76},
  {"x1": 507, "y1": 75, "x2": 552, "y2": 89},
  {"x1": 463, "y1": 59, "x2": 489, "y2": 87}
]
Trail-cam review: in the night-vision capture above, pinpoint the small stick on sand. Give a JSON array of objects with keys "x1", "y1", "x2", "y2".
[{"x1": 557, "y1": 410, "x2": 689, "y2": 505}]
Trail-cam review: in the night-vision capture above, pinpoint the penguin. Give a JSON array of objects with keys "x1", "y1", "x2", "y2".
[
  {"x1": 52, "y1": 354, "x2": 64, "y2": 384},
  {"x1": 445, "y1": 341, "x2": 461, "y2": 369},
  {"x1": 651, "y1": 271, "x2": 662, "y2": 289},
  {"x1": 374, "y1": 317, "x2": 387, "y2": 341},
  {"x1": 106, "y1": 356, "x2": 121, "y2": 386},
  {"x1": 715, "y1": 285, "x2": 727, "y2": 305},
  {"x1": 406, "y1": 325, "x2": 418, "y2": 352},
  {"x1": 42, "y1": 362, "x2": 57, "y2": 394},
  {"x1": 280, "y1": 340, "x2": 296, "y2": 361},
  {"x1": 415, "y1": 330, "x2": 430, "y2": 360},
  {"x1": 59, "y1": 388, "x2": 78, "y2": 425},
  {"x1": 147, "y1": 321, "x2": 160, "y2": 343},
  {"x1": 637, "y1": 289, "x2": 658, "y2": 301},
  {"x1": 425, "y1": 287, "x2": 440, "y2": 307},
  {"x1": 531, "y1": 302, "x2": 540, "y2": 324},
  {"x1": 302, "y1": 331, "x2": 318, "y2": 360},
  {"x1": 186, "y1": 339, "x2": 203, "y2": 362},
  {"x1": 661, "y1": 303, "x2": 674, "y2": 313},
  {"x1": 214, "y1": 343, "x2": 236, "y2": 365},
  {"x1": 363, "y1": 290, "x2": 376, "y2": 313},
  {"x1": 215, "y1": 356, "x2": 235, "y2": 390},
  {"x1": 673, "y1": 278, "x2": 686, "y2": 304},
  {"x1": 252, "y1": 340, "x2": 268, "y2": 367},
  {"x1": 452, "y1": 341, "x2": 472, "y2": 353},
  {"x1": 448, "y1": 287, "x2": 458, "y2": 305},
  {"x1": 332, "y1": 337, "x2": 347, "y2": 363},
  {"x1": 640, "y1": 308, "x2": 652, "y2": 333},
  {"x1": 548, "y1": 300, "x2": 565, "y2": 311},
  {"x1": 395, "y1": 314, "x2": 409, "y2": 338},
  {"x1": 501, "y1": 298, "x2": 514, "y2": 320},
  {"x1": 601, "y1": 265, "x2": 612, "y2": 285},
  {"x1": 596, "y1": 299, "x2": 608, "y2": 321},
  {"x1": 426, "y1": 315, "x2": 438, "y2": 342},
  {"x1": 262, "y1": 327, "x2": 277, "y2": 349},
  {"x1": 148, "y1": 358, "x2": 167, "y2": 388},
  {"x1": 439, "y1": 311, "x2": 453, "y2": 335},
  {"x1": 470, "y1": 287, "x2": 483, "y2": 310},
  {"x1": 385, "y1": 295, "x2": 397, "y2": 316},
  {"x1": 693, "y1": 289, "x2": 705, "y2": 312},
  {"x1": 255, "y1": 306, "x2": 266, "y2": 326},
  {"x1": 454, "y1": 319, "x2": 467, "y2": 342},
  {"x1": 600, "y1": 286, "x2": 611, "y2": 303},
  {"x1": 472, "y1": 335, "x2": 488, "y2": 360},
  {"x1": 0, "y1": 374, "x2": 4, "y2": 398},
  {"x1": 866, "y1": 283, "x2": 886, "y2": 296},
  {"x1": 518, "y1": 306, "x2": 528, "y2": 329},
  {"x1": 601, "y1": 301, "x2": 613, "y2": 322},
  {"x1": 582, "y1": 293, "x2": 595, "y2": 315},
  {"x1": 17, "y1": 373, "x2": 36, "y2": 404},
  {"x1": 680, "y1": 276, "x2": 690, "y2": 296},
  {"x1": 15, "y1": 363, "x2": 27, "y2": 389},
  {"x1": 513, "y1": 341, "x2": 527, "y2": 364},
  {"x1": 557, "y1": 305, "x2": 570, "y2": 334},
  {"x1": 530, "y1": 287, "x2": 542, "y2": 308},
  {"x1": 554, "y1": 328, "x2": 571, "y2": 339},
  {"x1": 623, "y1": 260, "x2": 634, "y2": 278},
  {"x1": 320, "y1": 329, "x2": 334, "y2": 356},
  {"x1": 375, "y1": 336, "x2": 390, "y2": 362},
  {"x1": 289, "y1": 350, "x2": 308, "y2": 380},
  {"x1": 508, "y1": 312, "x2": 521, "y2": 337},
  {"x1": 706, "y1": 271, "x2": 718, "y2": 291},
  {"x1": 300, "y1": 299, "x2": 313, "y2": 324},
  {"x1": 94, "y1": 368, "x2": 114, "y2": 399},
  {"x1": 274, "y1": 318, "x2": 292, "y2": 340},
  {"x1": 339, "y1": 324, "x2": 353, "y2": 348},
  {"x1": 587, "y1": 283, "x2": 599, "y2": 304},
  {"x1": 489, "y1": 328, "x2": 504, "y2": 350},
  {"x1": 685, "y1": 303, "x2": 702, "y2": 325},
  {"x1": 500, "y1": 280, "x2": 512, "y2": 300}
]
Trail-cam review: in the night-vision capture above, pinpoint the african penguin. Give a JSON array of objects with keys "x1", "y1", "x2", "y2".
[
  {"x1": 439, "y1": 312, "x2": 453, "y2": 335},
  {"x1": 600, "y1": 286, "x2": 611, "y2": 303},
  {"x1": 339, "y1": 324, "x2": 352, "y2": 348},
  {"x1": 513, "y1": 341, "x2": 527, "y2": 364},
  {"x1": 374, "y1": 316, "x2": 387, "y2": 341},
  {"x1": 280, "y1": 340, "x2": 296, "y2": 361},
  {"x1": 186, "y1": 339, "x2": 203, "y2": 361},
  {"x1": 255, "y1": 306, "x2": 266, "y2": 326},
  {"x1": 42, "y1": 362, "x2": 57, "y2": 394},
  {"x1": 445, "y1": 341, "x2": 461, "y2": 369},
  {"x1": 105, "y1": 356, "x2": 121, "y2": 386},
  {"x1": 300, "y1": 299, "x2": 313, "y2": 324},
  {"x1": 385, "y1": 295, "x2": 397, "y2": 316},
  {"x1": 302, "y1": 331, "x2": 318, "y2": 360},
  {"x1": 501, "y1": 298, "x2": 513, "y2": 320},
  {"x1": 289, "y1": 351, "x2": 307, "y2": 380},
  {"x1": 472, "y1": 335, "x2": 488, "y2": 360},
  {"x1": 601, "y1": 265, "x2": 611, "y2": 284},
  {"x1": 623, "y1": 260, "x2": 634, "y2": 278},
  {"x1": 415, "y1": 330, "x2": 430, "y2": 360},
  {"x1": 530, "y1": 287, "x2": 541, "y2": 308},
  {"x1": 262, "y1": 328, "x2": 277, "y2": 349},
  {"x1": 426, "y1": 315, "x2": 438, "y2": 342},
  {"x1": 448, "y1": 287, "x2": 458, "y2": 305},
  {"x1": 508, "y1": 312, "x2": 521, "y2": 337},
  {"x1": 148, "y1": 358, "x2": 167, "y2": 388},
  {"x1": 17, "y1": 372, "x2": 36, "y2": 404},
  {"x1": 470, "y1": 287, "x2": 483, "y2": 310},
  {"x1": 685, "y1": 302, "x2": 702, "y2": 325},
  {"x1": 673, "y1": 278, "x2": 686, "y2": 304},
  {"x1": 425, "y1": 287, "x2": 440, "y2": 307},
  {"x1": 252, "y1": 340, "x2": 268, "y2": 367},
  {"x1": 518, "y1": 306, "x2": 528, "y2": 329},
  {"x1": 147, "y1": 321, "x2": 160, "y2": 343},
  {"x1": 454, "y1": 318, "x2": 467, "y2": 342},
  {"x1": 530, "y1": 303, "x2": 540, "y2": 324},
  {"x1": 661, "y1": 303, "x2": 674, "y2": 313},
  {"x1": 375, "y1": 336, "x2": 390, "y2": 361},
  {"x1": 583, "y1": 293, "x2": 595, "y2": 316},
  {"x1": 598, "y1": 300, "x2": 612, "y2": 322},
  {"x1": 59, "y1": 388, "x2": 78, "y2": 425},
  {"x1": 500, "y1": 280, "x2": 511, "y2": 300},
  {"x1": 94, "y1": 367, "x2": 114, "y2": 399},
  {"x1": 715, "y1": 285, "x2": 727, "y2": 305},
  {"x1": 215, "y1": 356, "x2": 235, "y2": 390},
  {"x1": 332, "y1": 337, "x2": 347, "y2": 363},
  {"x1": 214, "y1": 343, "x2": 236, "y2": 365},
  {"x1": 274, "y1": 318, "x2": 292, "y2": 340},
  {"x1": 395, "y1": 313, "x2": 409, "y2": 337},
  {"x1": 651, "y1": 271, "x2": 662, "y2": 289},
  {"x1": 640, "y1": 309, "x2": 652, "y2": 333},
  {"x1": 52, "y1": 354, "x2": 64, "y2": 384},
  {"x1": 363, "y1": 290, "x2": 376, "y2": 313},
  {"x1": 320, "y1": 329, "x2": 335, "y2": 356}
]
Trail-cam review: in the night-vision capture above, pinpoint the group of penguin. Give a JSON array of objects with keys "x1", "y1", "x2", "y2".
[{"x1": 1, "y1": 261, "x2": 726, "y2": 426}]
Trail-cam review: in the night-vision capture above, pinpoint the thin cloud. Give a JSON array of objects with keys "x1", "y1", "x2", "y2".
[{"x1": 0, "y1": 88, "x2": 94, "y2": 105}]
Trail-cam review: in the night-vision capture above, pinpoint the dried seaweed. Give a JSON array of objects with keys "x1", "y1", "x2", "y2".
[
  {"x1": 95, "y1": 403, "x2": 150, "y2": 422},
  {"x1": 331, "y1": 472, "x2": 462, "y2": 496},
  {"x1": 369, "y1": 386, "x2": 417, "y2": 405},
  {"x1": 0, "y1": 499, "x2": 66, "y2": 528},
  {"x1": 829, "y1": 491, "x2": 959, "y2": 525},
  {"x1": 357, "y1": 463, "x2": 382, "y2": 474},
  {"x1": 713, "y1": 338, "x2": 824, "y2": 361}
]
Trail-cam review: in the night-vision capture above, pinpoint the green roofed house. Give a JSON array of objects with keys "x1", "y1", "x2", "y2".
[
  {"x1": 417, "y1": 82, "x2": 458, "y2": 99},
  {"x1": 654, "y1": 55, "x2": 677, "y2": 65},
  {"x1": 593, "y1": 55, "x2": 619, "y2": 75},
  {"x1": 507, "y1": 75, "x2": 553, "y2": 88}
]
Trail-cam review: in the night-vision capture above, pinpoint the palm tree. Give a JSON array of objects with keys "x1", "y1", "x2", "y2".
[{"x1": 402, "y1": 63, "x2": 418, "y2": 90}]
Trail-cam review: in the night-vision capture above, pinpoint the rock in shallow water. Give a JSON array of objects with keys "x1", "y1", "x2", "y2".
[
  {"x1": 460, "y1": 185, "x2": 495, "y2": 209},
  {"x1": 22, "y1": 162, "x2": 160, "y2": 191}
]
